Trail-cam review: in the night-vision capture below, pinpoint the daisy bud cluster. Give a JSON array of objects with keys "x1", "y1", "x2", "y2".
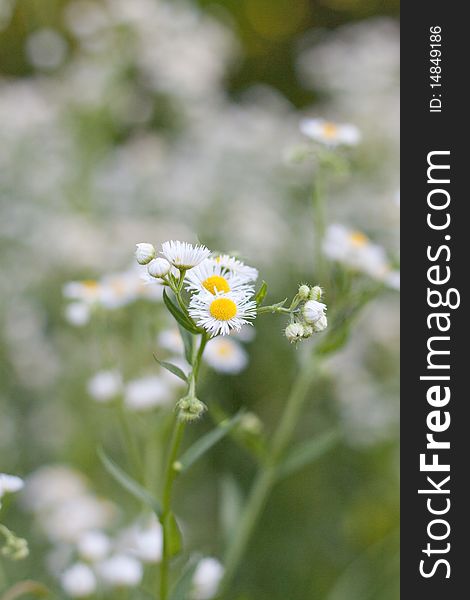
[{"x1": 284, "y1": 284, "x2": 328, "y2": 344}]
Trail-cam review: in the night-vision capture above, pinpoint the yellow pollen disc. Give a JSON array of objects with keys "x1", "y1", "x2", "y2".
[
  {"x1": 210, "y1": 298, "x2": 237, "y2": 321},
  {"x1": 202, "y1": 275, "x2": 230, "y2": 294},
  {"x1": 216, "y1": 341, "x2": 234, "y2": 357},
  {"x1": 322, "y1": 122, "x2": 338, "y2": 139},
  {"x1": 349, "y1": 231, "x2": 368, "y2": 247},
  {"x1": 83, "y1": 280, "x2": 99, "y2": 289}
]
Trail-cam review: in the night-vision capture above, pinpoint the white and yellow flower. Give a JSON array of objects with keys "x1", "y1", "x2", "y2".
[
  {"x1": 161, "y1": 241, "x2": 210, "y2": 270},
  {"x1": 210, "y1": 254, "x2": 258, "y2": 283},
  {"x1": 0, "y1": 473, "x2": 24, "y2": 506},
  {"x1": 185, "y1": 259, "x2": 250, "y2": 296},
  {"x1": 203, "y1": 336, "x2": 248, "y2": 374},
  {"x1": 323, "y1": 224, "x2": 399, "y2": 288},
  {"x1": 189, "y1": 291, "x2": 257, "y2": 337},
  {"x1": 300, "y1": 118, "x2": 360, "y2": 147}
]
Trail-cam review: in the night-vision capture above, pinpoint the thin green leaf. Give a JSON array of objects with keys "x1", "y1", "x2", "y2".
[
  {"x1": 98, "y1": 447, "x2": 162, "y2": 517},
  {"x1": 154, "y1": 356, "x2": 188, "y2": 383},
  {"x1": 254, "y1": 281, "x2": 268, "y2": 306},
  {"x1": 277, "y1": 430, "x2": 340, "y2": 480},
  {"x1": 178, "y1": 325, "x2": 194, "y2": 365},
  {"x1": 220, "y1": 474, "x2": 244, "y2": 546},
  {"x1": 163, "y1": 289, "x2": 200, "y2": 334},
  {"x1": 178, "y1": 412, "x2": 244, "y2": 472},
  {"x1": 166, "y1": 512, "x2": 183, "y2": 557},
  {"x1": 169, "y1": 555, "x2": 200, "y2": 600}
]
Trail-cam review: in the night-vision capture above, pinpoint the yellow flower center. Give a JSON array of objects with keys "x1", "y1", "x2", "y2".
[
  {"x1": 210, "y1": 298, "x2": 237, "y2": 321},
  {"x1": 349, "y1": 231, "x2": 368, "y2": 247},
  {"x1": 83, "y1": 280, "x2": 99, "y2": 289},
  {"x1": 216, "y1": 340, "x2": 234, "y2": 357},
  {"x1": 322, "y1": 122, "x2": 338, "y2": 139},
  {"x1": 202, "y1": 275, "x2": 230, "y2": 294}
]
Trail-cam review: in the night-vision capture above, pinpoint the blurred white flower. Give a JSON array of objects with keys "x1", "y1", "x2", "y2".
[
  {"x1": 25, "y1": 29, "x2": 67, "y2": 70},
  {"x1": 61, "y1": 563, "x2": 97, "y2": 598},
  {"x1": 124, "y1": 376, "x2": 172, "y2": 411},
  {"x1": 22, "y1": 466, "x2": 88, "y2": 513},
  {"x1": 157, "y1": 329, "x2": 184, "y2": 354},
  {"x1": 192, "y1": 557, "x2": 224, "y2": 600},
  {"x1": 64, "y1": 1, "x2": 109, "y2": 39},
  {"x1": 87, "y1": 370, "x2": 122, "y2": 403},
  {"x1": 117, "y1": 516, "x2": 163, "y2": 563},
  {"x1": 64, "y1": 302, "x2": 91, "y2": 327},
  {"x1": 323, "y1": 224, "x2": 398, "y2": 288},
  {"x1": 161, "y1": 241, "x2": 210, "y2": 270},
  {"x1": 77, "y1": 530, "x2": 111, "y2": 562},
  {"x1": 189, "y1": 291, "x2": 257, "y2": 337},
  {"x1": 300, "y1": 118, "x2": 360, "y2": 147},
  {"x1": 0, "y1": 473, "x2": 24, "y2": 506},
  {"x1": 97, "y1": 554, "x2": 143, "y2": 587},
  {"x1": 203, "y1": 337, "x2": 248, "y2": 374}
]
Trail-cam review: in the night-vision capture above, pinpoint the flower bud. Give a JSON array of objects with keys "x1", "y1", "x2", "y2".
[
  {"x1": 309, "y1": 286, "x2": 323, "y2": 301},
  {"x1": 302, "y1": 324, "x2": 314, "y2": 338},
  {"x1": 312, "y1": 313, "x2": 328, "y2": 332},
  {"x1": 302, "y1": 300, "x2": 327, "y2": 325},
  {"x1": 177, "y1": 396, "x2": 207, "y2": 422},
  {"x1": 239, "y1": 412, "x2": 263, "y2": 435},
  {"x1": 135, "y1": 243, "x2": 156, "y2": 265},
  {"x1": 148, "y1": 258, "x2": 171, "y2": 278},
  {"x1": 298, "y1": 285, "x2": 310, "y2": 300},
  {"x1": 285, "y1": 322, "x2": 304, "y2": 343}
]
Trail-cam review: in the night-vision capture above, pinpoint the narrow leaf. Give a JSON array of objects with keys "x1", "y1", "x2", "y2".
[
  {"x1": 178, "y1": 412, "x2": 244, "y2": 472},
  {"x1": 277, "y1": 430, "x2": 340, "y2": 480},
  {"x1": 254, "y1": 281, "x2": 268, "y2": 306},
  {"x1": 178, "y1": 325, "x2": 194, "y2": 365},
  {"x1": 220, "y1": 474, "x2": 244, "y2": 546},
  {"x1": 98, "y1": 447, "x2": 162, "y2": 517},
  {"x1": 166, "y1": 512, "x2": 183, "y2": 557},
  {"x1": 154, "y1": 356, "x2": 188, "y2": 383},
  {"x1": 163, "y1": 289, "x2": 200, "y2": 334},
  {"x1": 169, "y1": 555, "x2": 200, "y2": 600}
]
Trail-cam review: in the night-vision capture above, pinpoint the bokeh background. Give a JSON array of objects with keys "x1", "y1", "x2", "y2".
[{"x1": 1, "y1": 0, "x2": 399, "y2": 598}]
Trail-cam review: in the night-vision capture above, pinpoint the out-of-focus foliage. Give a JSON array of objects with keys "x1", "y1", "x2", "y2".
[{"x1": 1, "y1": 1, "x2": 399, "y2": 599}]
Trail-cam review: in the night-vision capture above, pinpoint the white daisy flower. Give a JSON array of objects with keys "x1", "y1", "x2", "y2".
[
  {"x1": 63, "y1": 280, "x2": 101, "y2": 303},
  {"x1": 189, "y1": 291, "x2": 257, "y2": 337},
  {"x1": 323, "y1": 224, "x2": 397, "y2": 287},
  {"x1": 161, "y1": 241, "x2": 210, "y2": 270},
  {"x1": 210, "y1": 255, "x2": 258, "y2": 283},
  {"x1": 61, "y1": 562, "x2": 97, "y2": 598},
  {"x1": 191, "y1": 557, "x2": 224, "y2": 600},
  {"x1": 300, "y1": 118, "x2": 361, "y2": 147},
  {"x1": 116, "y1": 516, "x2": 163, "y2": 564},
  {"x1": 77, "y1": 530, "x2": 111, "y2": 562},
  {"x1": 203, "y1": 337, "x2": 248, "y2": 374},
  {"x1": 157, "y1": 329, "x2": 185, "y2": 354},
  {"x1": 64, "y1": 301, "x2": 91, "y2": 327},
  {"x1": 185, "y1": 259, "x2": 251, "y2": 296}
]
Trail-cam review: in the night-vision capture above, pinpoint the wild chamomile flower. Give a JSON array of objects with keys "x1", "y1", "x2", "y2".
[
  {"x1": 203, "y1": 337, "x2": 248, "y2": 374},
  {"x1": 323, "y1": 223, "x2": 399, "y2": 288},
  {"x1": 161, "y1": 241, "x2": 210, "y2": 270},
  {"x1": 210, "y1": 254, "x2": 258, "y2": 283},
  {"x1": 185, "y1": 259, "x2": 250, "y2": 296},
  {"x1": 300, "y1": 118, "x2": 361, "y2": 147},
  {"x1": 189, "y1": 291, "x2": 257, "y2": 337}
]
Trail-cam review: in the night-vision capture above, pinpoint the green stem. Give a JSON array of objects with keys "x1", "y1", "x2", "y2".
[
  {"x1": 312, "y1": 169, "x2": 326, "y2": 282},
  {"x1": 159, "y1": 333, "x2": 207, "y2": 600},
  {"x1": 219, "y1": 356, "x2": 319, "y2": 594}
]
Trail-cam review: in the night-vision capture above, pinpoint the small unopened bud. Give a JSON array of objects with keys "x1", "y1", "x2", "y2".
[
  {"x1": 135, "y1": 243, "x2": 156, "y2": 265},
  {"x1": 298, "y1": 285, "x2": 310, "y2": 300},
  {"x1": 177, "y1": 396, "x2": 207, "y2": 422},
  {"x1": 285, "y1": 322, "x2": 304, "y2": 343},
  {"x1": 0, "y1": 527, "x2": 29, "y2": 561},
  {"x1": 309, "y1": 286, "x2": 323, "y2": 301},
  {"x1": 239, "y1": 412, "x2": 263, "y2": 435},
  {"x1": 302, "y1": 300, "x2": 327, "y2": 325},
  {"x1": 312, "y1": 313, "x2": 328, "y2": 332},
  {"x1": 148, "y1": 257, "x2": 171, "y2": 278}
]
